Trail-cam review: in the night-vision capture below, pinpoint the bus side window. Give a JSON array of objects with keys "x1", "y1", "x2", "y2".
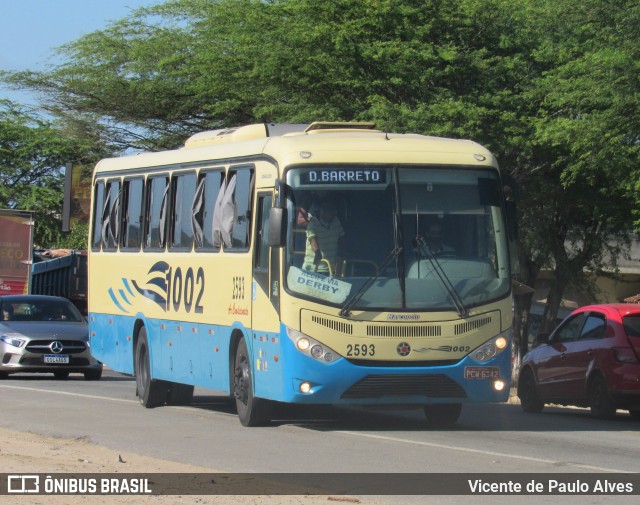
[
  {"x1": 91, "y1": 181, "x2": 105, "y2": 251},
  {"x1": 255, "y1": 194, "x2": 272, "y2": 270},
  {"x1": 144, "y1": 175, "x2": 169, "y2": 250},
  {"x1": 229, "y1": 167, "x2": 254, "y2": 250},
  {"x1": 170, "y1": 172, "x2": 196, "y2": 251},
  {"x1": 102, "y1": 179, "x2": 120, "y2": 252},
  {"x1": 212, "y1": 166, "x2": 254, "y2": 251},
  {"x1": 193, "y1": 169, "x2": 224, "y2": 251},
  {"x1": 121, "y1": 177, "x2": 144, "y2": 250}
]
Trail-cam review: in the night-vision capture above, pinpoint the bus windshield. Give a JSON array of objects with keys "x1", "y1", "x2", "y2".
[{"x1": 284, "y1": 165, "x2": 511, "y2": 312}]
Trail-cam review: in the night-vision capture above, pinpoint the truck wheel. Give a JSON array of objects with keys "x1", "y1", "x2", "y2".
[
  {"x1": 233, "y1": 337, "x2": 271, "y2": 426},
  {"x1": 135, "y1": 327, "x2": 167, "y2": 408},
  {"x1": 424, "y1": 403, "x2": 462, "y2": 428}
]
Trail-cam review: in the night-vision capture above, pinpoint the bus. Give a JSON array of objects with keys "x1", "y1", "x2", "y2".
[{"x1": 88, "y1": 122, "x2": 517, "y2": 427}]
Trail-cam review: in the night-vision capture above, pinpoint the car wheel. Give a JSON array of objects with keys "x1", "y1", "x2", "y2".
[
  {"x1": 54, "y1": 371, "x2": 70, "y2": 379},
  {"x1": 135, "y1": 327, "x2": 167, "y2": 408},
  {"x1": 84, "y1": 368, "x2": 102, "y2": 381},
  {"x1": 233, "y1": 337, "x2": 272, "y2": 426},
  {"x1": 424, "y1": 403, "x2": 462, "y2": 428},
  {"x1": 629, "y1": 410, "x2": 640, "y2": 421},
  {"x1": 589, "y1": 374, "x2": 616, "y2": 419},
  {"x1": 518, "y1": 367, "x2": 544, "y2": 413}
]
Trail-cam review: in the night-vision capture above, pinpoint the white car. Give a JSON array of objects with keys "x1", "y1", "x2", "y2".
[{"x1": 0, "y1": 295, "x2": 102, "y2": 380}]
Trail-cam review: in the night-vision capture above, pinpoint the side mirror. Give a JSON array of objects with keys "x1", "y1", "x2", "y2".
[{"x1": 268, "y1": 207, "x2": 287, "y2": 248}]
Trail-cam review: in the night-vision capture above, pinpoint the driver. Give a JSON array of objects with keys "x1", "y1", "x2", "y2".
[
  {"x1": 426, "y1": 221, "x2": 454, "y2": 255},
  {"x1": 303, "y1": 199, "x2": 345, "y2": 275}
]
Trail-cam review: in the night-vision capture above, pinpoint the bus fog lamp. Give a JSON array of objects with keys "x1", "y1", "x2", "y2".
[
  {"x1": 300, "y1": 382, "x2": 311, "y2": 394},
  {"x1": 493, "y1": 379, "x2": 506, "y2": 392}
]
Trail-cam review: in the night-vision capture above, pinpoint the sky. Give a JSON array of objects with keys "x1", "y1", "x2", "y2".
[{"x1": 0, "y1": 0, "x2": 161, "y2": 107}]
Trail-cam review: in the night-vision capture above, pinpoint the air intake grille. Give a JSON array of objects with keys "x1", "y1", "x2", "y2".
[
  {"x1": 341, "y1": 374, "x2": 467, "y2": 399},
  {"x1": 366, "y1": 325, "x2": 441, "y2": 338},
  {"x1": 455, "y1": 316, "x2": 492, "y2": 335},
  {"x1": 311, "y1": 315, "x2": 353, "y2": 335}
]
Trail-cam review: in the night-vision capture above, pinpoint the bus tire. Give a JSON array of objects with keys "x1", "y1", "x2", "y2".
[
  {"x1": 167, "y1": 382, "x2": 194, "y2": 406},
  {"x1": 135, "y1": 327, "x2": 167, "y2": 408},
  {"x1": 424, "y1": 403, "x2": 462, "y2": 428},
  {"x1": 233, "y1": 337, "x2": 272, "y2": 427}
]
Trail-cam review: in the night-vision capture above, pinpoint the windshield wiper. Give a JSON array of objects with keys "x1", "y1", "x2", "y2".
[
  {"x1": 413, "y1": 235, "x2": 469, "y2": 318},
  {"x1": 339, "y1": 247, "x2": 402, "y2": 317}
]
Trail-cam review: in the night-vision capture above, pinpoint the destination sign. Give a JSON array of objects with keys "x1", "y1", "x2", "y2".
[{"x1": 300, "y1": 169, "x2": 386, "y2": 185}]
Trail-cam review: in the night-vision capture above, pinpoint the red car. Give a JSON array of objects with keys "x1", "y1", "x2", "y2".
[{"x1": 518, "y1": 304, "x2": 640, "y2": 419}]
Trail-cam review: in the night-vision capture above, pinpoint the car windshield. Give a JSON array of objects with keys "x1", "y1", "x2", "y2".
[
  {"x1": 0, "y1": 299, "x2": 84, "y2": 323},
  {"x1": 283, "y1": 165, "x2": 511, "y2": 312}
]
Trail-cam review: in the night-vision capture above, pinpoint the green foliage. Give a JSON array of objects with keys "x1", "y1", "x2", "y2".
[
  {"x1": 0, "y1": 101, "x2": 107, "y2": 248},
  {"x1": 2, "y1": 0, "x2": 639, "y2": 331}
]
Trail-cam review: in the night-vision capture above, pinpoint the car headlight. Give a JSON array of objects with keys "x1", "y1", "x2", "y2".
[
  {"x1": 469, "y1": 331, "x2": 510, "y2": 363},
  {"x1": 1, "y1": 335, "x2": 26, "y2": 348},
  {"x1": 285, "y1": 327, "x2": 340, "y2": 363}
]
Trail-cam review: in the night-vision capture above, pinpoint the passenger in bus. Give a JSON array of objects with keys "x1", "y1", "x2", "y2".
[
  {"x1": 425, "y1": 221, "x2": 455, "y2": 256},
  {"x1": 303, "y1": 199, "x2": 345, "y2": 275}
]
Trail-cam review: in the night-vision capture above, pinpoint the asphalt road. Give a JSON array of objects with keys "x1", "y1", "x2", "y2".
[{"x1": 1, "y1": 369, "x2": 639, "y2": 502}]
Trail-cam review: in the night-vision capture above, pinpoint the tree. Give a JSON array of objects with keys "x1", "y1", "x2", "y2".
[
  {"x1": 0, "y1": 100, "x2": 108, "y2": 248},
  {"x1": 2, "y1": 0, "x2": 639, "y2": 351}
]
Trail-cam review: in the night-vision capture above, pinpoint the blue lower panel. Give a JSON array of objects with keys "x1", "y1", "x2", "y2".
[
  {"x1": 252, "y1": 323, "x2": 511, "y2": 406},
  {"x1": 90, "y1": 315, "x2": 511, "y2": 406},
  {"x1": 89, "y1": 313, "x2": 232, "y2": 393}
]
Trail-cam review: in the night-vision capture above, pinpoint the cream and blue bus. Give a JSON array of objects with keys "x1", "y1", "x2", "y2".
[{"x1": 88, "y1": 122, "x2": 516, "y2": 427}]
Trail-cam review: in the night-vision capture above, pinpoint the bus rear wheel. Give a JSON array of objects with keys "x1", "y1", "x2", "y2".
[
  {"x1": 424, "y1": 403, "x2": 462, "y2": 428},
  {"x1": 233, "y1": 337, "x2": 271, "y2": 426},
  {"x1": 135, "y1": 327, "x2": 167, "y2": 408}
]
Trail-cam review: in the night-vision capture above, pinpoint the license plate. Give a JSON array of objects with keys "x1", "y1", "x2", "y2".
[
  {"x1": 44, "y1": 355, "x2": 70, "y2": 364},
  {"x1": 464, "y1": 366, "x2": 499, "y2": 379}
]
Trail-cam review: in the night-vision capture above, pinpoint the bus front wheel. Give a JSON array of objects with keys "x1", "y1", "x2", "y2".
[
  {"x1": 135, "y1": 327, "x2": 167, "y2": 408},
  {"x1": 424, "y1": 403, "x2": 462, "y2": 428},
  {"x1": 233, "y1": 337, "x2": 272, "y2": 427}
]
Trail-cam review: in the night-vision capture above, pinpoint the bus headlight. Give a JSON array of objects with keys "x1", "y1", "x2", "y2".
[
  {"x1": 469, "y1": 331, "x2": 510, "y2": 363},
  {"x1": 286, "y1": 327, "x2": 340, "y2": 363}
]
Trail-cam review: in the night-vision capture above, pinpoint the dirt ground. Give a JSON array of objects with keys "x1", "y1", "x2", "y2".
[{"x1": 0, "y1": 427, "x2": 387, "y2": 505}]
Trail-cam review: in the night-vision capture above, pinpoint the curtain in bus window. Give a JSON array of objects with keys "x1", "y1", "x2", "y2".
[
  {"x1": 191, "y1": 176, "x2": 205, "y2": 248},
  {"x1": 123, "y1": 178, "x2": 143, "y2": 249},
  {"x1": 171, "y1": 173, "x2": 196, "y2": 249},
  {"x1": 212, "y1": 174, "x2": 236, "y2": 248},
  {"x1": 145, "y1": 176, "x2": 169, "y2": 249},
  {"x1": 100, "y1": 184, "x2": 112, "y2": 249},
  {"x1": 158, "y1": 183, "x2": 170, "y2": 247},
  {"x1": 230, "y1": 170, "x2": 254, "y2": 249},
  {"x1": 201, "y1": 170, "x2": 224, "y2": 250},
  {"x1": 92, "y1": 182, "x2": 105, "y2": 250}
]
